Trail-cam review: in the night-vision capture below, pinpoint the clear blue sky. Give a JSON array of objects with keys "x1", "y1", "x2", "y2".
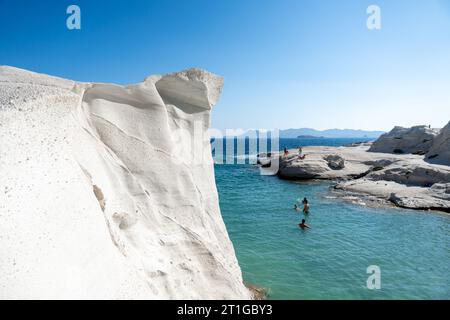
[{"x1": 1, "y1": 0, "x2": 449, "y2": 131}]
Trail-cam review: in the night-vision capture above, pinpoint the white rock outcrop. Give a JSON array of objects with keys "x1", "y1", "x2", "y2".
[
  {"x1": 369, "y1": 125, "x2": 438, "y2": 155},
  {"x1": 275, "y1": 143, "x2": 450, "y2": 212},
  {"x1": 426, "y1": 121, "x2": 450, "y2": 166},
  {"x1": 324, "y1": 154, "x2": 345, "y2": 170},
  {"x1": 0, "y1": 66, "x2": 250, "y2": 299}
]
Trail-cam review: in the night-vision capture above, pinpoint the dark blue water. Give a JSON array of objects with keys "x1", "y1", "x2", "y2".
[{"x1": 214, "y1": 138, "x2": 450, "y2": 299}]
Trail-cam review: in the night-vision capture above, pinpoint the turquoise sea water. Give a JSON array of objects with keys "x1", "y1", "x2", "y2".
[{"x1": 214, "y1": 139, "x2": 450, "y2": 300}]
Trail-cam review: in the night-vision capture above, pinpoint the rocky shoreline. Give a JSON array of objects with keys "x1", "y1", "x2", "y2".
[{"x1": 258, "y1": 124, "x2": 450, "y2": 213}]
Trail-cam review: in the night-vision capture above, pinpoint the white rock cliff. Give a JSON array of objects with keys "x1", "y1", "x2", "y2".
[
  {"x1": 369, "y1": 125, "x2": 438, "y2": 155},
  {"x1": 275, "y1": 144, "x2": 450, "y2": 212},
  {"x1": 0, "y1": 66, "x2": 251, "y2": 299},
  {"x1": 426, "y1": 121, "x2": 450, "y2": 166}
]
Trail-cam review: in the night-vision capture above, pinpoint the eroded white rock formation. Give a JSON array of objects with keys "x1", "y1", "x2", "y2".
[
  {"x1": 275, "y1": 143, "x2": 450, "y2": 212},
  {"x1": 0, "y1": 66, "x2": 250, "y2": 299},
  {"x1": 426, "y1": 121, "x2": 450, "y2": 166},
  {"x1": 272, "y1": 124, "x2": 449, "y2": 212},
  {"x1": 369, "y1": 125, "x2": 438, "y2": 155}
]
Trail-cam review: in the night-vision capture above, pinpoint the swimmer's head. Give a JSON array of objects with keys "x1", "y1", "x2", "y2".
[{"x1": 302, "y1": 219, "x2": 305, "y2": 223}]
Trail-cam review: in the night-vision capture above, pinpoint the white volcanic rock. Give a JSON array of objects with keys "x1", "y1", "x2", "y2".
[
  {"x1": 369, "y1": 125, "x2": 438, "y2": 155},
  {"x1": 0, "y1": 66, "x2": 250, "y2": 299},
  {"x1": 365, "y1": 161, "x2": 450, "y2": 187},
  {"x1": 275, "y1": 145, "x2": 450, "y2": 212},
  {"x1": 150, "y1": 68, "x2": 224, "y2": 110},
  {"x1": 336, "y1": 180, "x2": 450, "y2": 212},
  {"x1": 278, "y1": 145, "x2": 399, "y2": 180},
  {"x1": 324, "y1": 154, "x2": 345, "y2": 170},
  {"x1": 278, "y1": 153, "x2": 333, "y2": 179},
  {"x1": 426, "y1": 121, "x2": 450, "y2": 166}
]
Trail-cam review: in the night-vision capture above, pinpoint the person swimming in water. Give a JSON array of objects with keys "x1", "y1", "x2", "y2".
[
  {"x1": 294, "y1": 204, "x2": 300, "y2": 212},
  {"x1": 302, "y1": 198, "x2": 310, "y2": 214},
  {"x1": 299, "y1": 219, "x2": 310, "y2": 229}
]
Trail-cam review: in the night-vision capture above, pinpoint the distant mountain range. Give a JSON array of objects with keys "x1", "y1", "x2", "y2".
[
  {"x1": 280, "y1": 128, "x2": 385, "y2": 139},
  {"x1": 233, "y1": 128, "x2": 385, "y2": 139}
]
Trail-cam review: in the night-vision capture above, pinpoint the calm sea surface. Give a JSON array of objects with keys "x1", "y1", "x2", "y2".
[{"x1": 214, "y1": 138, "x2": 450, "y2": 299}]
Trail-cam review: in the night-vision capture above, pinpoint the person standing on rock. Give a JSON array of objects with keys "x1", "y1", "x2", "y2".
[{"x1": 298, "y1": 147, "x2": 306, "y2": 160}]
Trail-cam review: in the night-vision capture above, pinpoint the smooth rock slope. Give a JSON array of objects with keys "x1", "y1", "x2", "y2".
[
  {"x1": 274, "y1": 141, "x2": 450, "y2": 212},
  {"x1": 0, "y1": 66, "x2": 250, "y2": 299},
  {"x1": 426, "y1": 121, "x2": 450, "y2": 166},
  {"x1": 369, "y1": 125, "x2": 438, "y2": 155}
]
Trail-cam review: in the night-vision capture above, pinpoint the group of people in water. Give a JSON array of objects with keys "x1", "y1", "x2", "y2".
[
  {"x1": 294, "y1": 197, "x2": 309, "y2": 214},
  {"x1": 295, "y1": 197, "x2": 311, "y2": 230},
  {"x1": 283, "y1": 146, "x2": 311, "y2": 230}
]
